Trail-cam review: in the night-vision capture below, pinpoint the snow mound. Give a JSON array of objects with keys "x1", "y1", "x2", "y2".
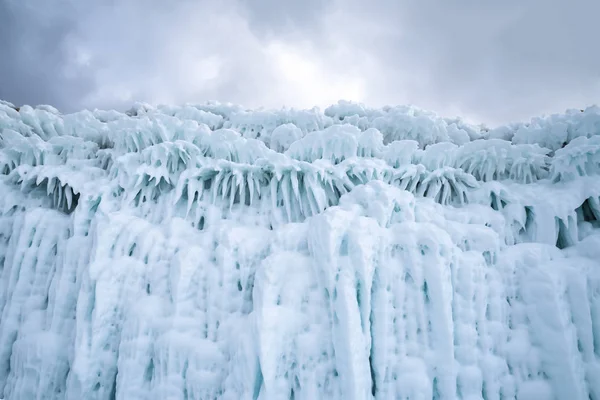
[{"x1": 1, "y1": 100, "x2": 600, "y2": 400}]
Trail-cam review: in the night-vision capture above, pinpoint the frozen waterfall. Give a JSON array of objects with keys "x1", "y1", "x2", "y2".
[{"x1": 1, "y1": 99, "x2": 600, "y2": 399}]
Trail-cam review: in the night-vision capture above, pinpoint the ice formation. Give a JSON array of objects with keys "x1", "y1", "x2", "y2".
[{"x1": 1, "y1": 99, "x2": 600, "y2": 400}]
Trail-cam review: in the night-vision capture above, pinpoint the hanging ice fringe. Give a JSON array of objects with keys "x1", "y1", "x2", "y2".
[{"x1": 1, "y1": 101, "x2": 600, "y2": 400}]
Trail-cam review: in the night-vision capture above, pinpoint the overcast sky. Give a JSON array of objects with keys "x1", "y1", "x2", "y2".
[{"x1": 1, "y1": 0, "x2": 599, "y2": 125}]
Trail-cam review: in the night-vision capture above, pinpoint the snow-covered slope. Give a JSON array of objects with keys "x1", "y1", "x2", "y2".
[{"x1": 1, "y1": 99, "x2": 600, "y2": 400}]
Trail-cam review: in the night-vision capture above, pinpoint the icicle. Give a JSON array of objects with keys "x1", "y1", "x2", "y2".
[
  {"x1": 290, "y1": 169, "x2": 302, "y2": 216},
  {"x1": 270, "y1": 175, "x2": 278, "y2": 212},
  {"x1": 36, "y1": 173, "x2": 45, "y2": 187},
  {"x1": 588, "y1": 196, "x2": 600, "y2": 218},
  {"x1": 47, "y1": 177, "x2": 58, "y2": 196},
  {"x1": 297, "y1": 178, "x2": 310, "y2": 217},
  {"x1": 133, "y1": 171, "x2": 145, "y2": 188},
  {"x1": 238, "y1": 171, "x2": 247, "y2": 207},
  {"x1": 229, "y1": 172, "x2": 238, "y2": 210},
  {"x1": 313, "y1": 176, "x2": 329, "y2": 212},
  {"x1": 222, "y1": 171, "x2": 234, "y2": 205},
  {"x1": 405, "y1": 168, "x2": 422, "y2": 194},
  {"x1": 211, "y1": 170, "x2": 225, "y2": 205},
  {"x1": 281, "y1": 173, "x2": 293, "y2": 222},
  {"x1": 57, "y1": 184, "x2": 64, "y2": 209},
  {"x1": 440, "y1": 177, "x2": 451, "y2": 205},
  {"x1": 173, "y1": 175, "x2": 186, "y2": 206},
  {"x1": 248, "y1": 173, "x2": 255, "y2": 206},
  {"x1": 65, "y1": 186, "x2": 73, "y2": 210},
  {"x1": 425, "y1": 178, "x2": 442, "y2": 201},
  {"x1": 188, "y1": 180, "x2": 201, "y2": 216}
]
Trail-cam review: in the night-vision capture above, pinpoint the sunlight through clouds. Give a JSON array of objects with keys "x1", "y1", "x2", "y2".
[
  {"x1": 0, "y1": 0, "x2": 598, "y2": 125},
  {"x1": 266, "y1": 41, "x2": 365, "y2": 109}
]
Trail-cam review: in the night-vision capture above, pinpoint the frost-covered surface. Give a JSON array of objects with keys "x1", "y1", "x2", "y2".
[{"x1": 1, "y1": 100, "x2": 600, "y2": 400}]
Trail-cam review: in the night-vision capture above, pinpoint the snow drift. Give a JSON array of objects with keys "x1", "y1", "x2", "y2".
[{"x1": 1, "y1": 99, "x2": 600, "y2": 400}]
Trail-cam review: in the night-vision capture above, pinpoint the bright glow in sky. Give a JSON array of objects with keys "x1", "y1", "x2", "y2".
[
  {"x1": 0, "y1": 0, "x2": 598, "y2": 125},
  {"x1": 266, "y1": 42, "x2": 365, "y2": 109}
]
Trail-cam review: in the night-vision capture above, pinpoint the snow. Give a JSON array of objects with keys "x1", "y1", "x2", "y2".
[{"x1": 0, "y1": 100, "x2": 600, "y2": 399}]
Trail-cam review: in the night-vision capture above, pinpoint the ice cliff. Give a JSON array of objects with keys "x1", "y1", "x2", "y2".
[{"x1": 1, "y1": 99, "x2": 600, "y2": 400}]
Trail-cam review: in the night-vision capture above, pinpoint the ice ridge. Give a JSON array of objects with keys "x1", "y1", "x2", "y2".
[{"x1": 1, "y1": 100, "x2": 600, "y2": 399}]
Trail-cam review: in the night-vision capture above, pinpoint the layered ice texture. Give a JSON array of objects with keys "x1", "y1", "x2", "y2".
[{"x1": 1, "y1": 99, "x2": 600, "y2": 399}]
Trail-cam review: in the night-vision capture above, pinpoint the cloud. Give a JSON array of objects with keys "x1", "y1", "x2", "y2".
[
  {"x1": 320, "y1": 0, "x2": 600, "y2": 124},
  {"x1": 64, "y1": 0, "x2": 281, "y2": 110},
  {"x1": 0, "y1": 0, "x2": 598, "y2": 125},
  {"x1": 238, "y1": 0, "x2": 333, "y2": 39},
  {"x1": 0, "y1": 0, "x2": 94, "y2": 111}
]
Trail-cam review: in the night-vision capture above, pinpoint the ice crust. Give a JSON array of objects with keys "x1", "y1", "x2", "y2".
[{"x1": 1, "y1": 100, "x2": 600, "y2": 399}]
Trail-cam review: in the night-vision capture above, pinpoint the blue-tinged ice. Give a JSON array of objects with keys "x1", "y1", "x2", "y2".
[{"x1": 1, "y1": 100, "x2": 600, "y2": 399}]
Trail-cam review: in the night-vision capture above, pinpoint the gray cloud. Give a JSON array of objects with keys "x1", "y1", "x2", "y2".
[
  {"x1": 62, "y1": 0, "x2": 280, "y2": 110},
  {"x1": 0, "y1": 0, "x2": 94, "y2": 111},
  {"x1": 327, "y1": 0, "x2": 600, "y2": 124},
  {"x1": 0, "y1": 0, "x2": 598, "y2": 125},
  {"x1": 238, "y1": 0, "x2": 333, "y2": 39}
]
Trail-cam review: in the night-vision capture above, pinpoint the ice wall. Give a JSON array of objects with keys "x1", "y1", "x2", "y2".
[{"x1": 1, "y1": 100, "x2": 600, "y2": 400}]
